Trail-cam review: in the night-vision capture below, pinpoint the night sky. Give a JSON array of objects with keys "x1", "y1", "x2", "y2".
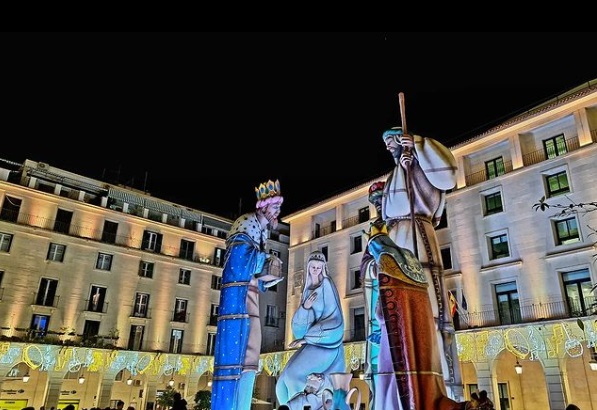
[{"x1": 3, "y1": 32, "x2": 596, "y2": 220}]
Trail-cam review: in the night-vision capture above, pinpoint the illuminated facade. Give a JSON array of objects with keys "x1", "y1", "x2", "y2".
[
  {"x1": 0, "y1": 161, "x2": 289, "y2": 410},
  {"x1": 281, "y1": 79, "x2": 597, "y2": 409},
  {"x1": 2, "y1": 79, "x2": 597, "y2": 410}
]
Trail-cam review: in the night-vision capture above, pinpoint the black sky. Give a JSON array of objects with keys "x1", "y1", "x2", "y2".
[{"x1": 3, "y1": 32, "x2": 596, "y2": 220}]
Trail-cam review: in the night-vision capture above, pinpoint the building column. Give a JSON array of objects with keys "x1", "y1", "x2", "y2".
[
  {"x1": 543, "y1": 358, "x2": 566, "y2": 410},
  {"x1": 474, "y1": 360, "x2": 496, "y2": 404},
  {"x1": 44, "y1": 375, "x2": 65, "y2": 410},
  {"x1": 96, "y1": 374, "x2": 116, "y2": 408},
  {"x1": 574, "y1": 109, "x2": 593, "y2": 146},
  {"x1": 455, "y1": 155, "x2": 466, "y2": 189},
  {"x1": 509, "y1": 134, "x2": 524, "y2": 170}
]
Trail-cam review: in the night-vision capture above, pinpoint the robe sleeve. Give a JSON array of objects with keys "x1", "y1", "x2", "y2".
[{"x1": 413, "y1": 135, "x2": 457, "y2": 190}]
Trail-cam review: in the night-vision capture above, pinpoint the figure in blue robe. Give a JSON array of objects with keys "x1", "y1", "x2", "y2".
[
  {"x1": 276, "y1": 250, "x2": 345, "y2": 410},
  {"x1": 211, "y1": 180, "x2": 284, "y2": 410}
]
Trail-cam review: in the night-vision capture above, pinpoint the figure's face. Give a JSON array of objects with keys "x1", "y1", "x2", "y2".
[
  {"x1": 309, "y1": 261, "x2": 324, "y2": 278},
  {"x1": 263, "y1": 202, "x2": 282, "y2": 226},
  {"x1": 384, "y1": 136, "x2": 400, "y2": 157}
]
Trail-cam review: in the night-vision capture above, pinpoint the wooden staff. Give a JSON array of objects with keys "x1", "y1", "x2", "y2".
[{"x1": 398, "y1": 92, "x2": 418, "y2": 259}]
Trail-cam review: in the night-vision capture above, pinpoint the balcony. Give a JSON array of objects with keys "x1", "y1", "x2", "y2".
[
  {"x1": 522, "y1": 135, "x2": 581, "y2": 167},
  {"x1": 172, "y1": 311, "x2": 189, "y2": 323},
  {"x1": 464, "y1": 160, "x2": 513, "y2": 187},
  {"x1": 454, "y1": 297, "x2": 596, "y2": 331},
  {"x1": 84, "y1": 300, "x2": 109, "y2": 314},
  {"x1": 131, "y1": 308, "x2": 152, "y2": 319}
]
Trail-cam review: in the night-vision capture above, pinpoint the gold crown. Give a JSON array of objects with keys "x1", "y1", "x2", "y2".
[{"x1": 255, "y1": 179, "x2": 281, "y2": 201}]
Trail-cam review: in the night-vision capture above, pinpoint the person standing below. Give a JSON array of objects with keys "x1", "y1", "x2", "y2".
[
  {"x1": 380, "y1": 126, "x2": 459, "y2": 395},
  {"x1": 477, "y1": 390, "x2": 494, "y2": 409},
  {"x1": 276, "y1": 251, "x2": 345, "y2": 409},
  {"x1": 211, "y1": 179, "x2": 285, "y2": 410},
  {"x1": 172, "y1": 392, "x2": 187, "y2": 410}
]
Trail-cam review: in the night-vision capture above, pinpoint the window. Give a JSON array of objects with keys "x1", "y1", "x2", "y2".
[
  {"x1": 179, "y1": 239, "x2": 195, "y2": 261},
  {"x1": 134, "y1": 293, "x2": 150, "y2": 318},
  {"x1": 96, "y1": 253, "x2": 113, "y2": 271},
  {"x1": 265, "y1": 305, "x2": 277, "y2": 327},
  {"x1": 170, "y1": 329, "x2": 184, "y2": 353},
  {"x1": 128, "y1": 325, "x2": 145, "y2": 350},
  {"x1": 210, "y1": 304, "x2": 219, "y2": 326},
  {"x1": 350, "y1": 268, "x2": 362, "y2": 291},
  {"x1": 358, "y1": 206, "x2": 370, "y2": 223},
  {"x1": 562, "y1": 269, "x2": 594, "y2": 316},
  {"x1": 138, "y1": 261, "x2": 154, "y2": 278},
  {"x1": 88, "y1": 286, "x2": 107, "y2": 313},
  {"x1": 30, "y1": 314, "x2": 50, "y2": 338},
  {"x1": 440, "y1": 247, "x2": 452, "y2": 270},
  {"x1": 351, "y1": 235, "x2": 362, "y2": 254},
  {"x1": 352, "y1": 307, "x2": 365, "y2": 341},
  {"x1": 483, "y1": 191, "x2": 503, "y2": 215},
  {"x1": 206, "y1": 332, "x2": 216, "y2": 355},
  {"x1": 554, "y1": 216, "x2": 580, "y2": 245},
  {"x1": 83, "y1": 320, "x2": 100, "y2": 341},
  {"x1": 314, "y1": 223, "x2": 321, "y2": 238},
  {"x1": 47, "y1": 243, "x2": 66, "y2": 262},
  {"x1": 485, "y1": 157, "x2": 505, "y2": 179},
  {"x1": 0, "y1": 232, "x2": 13, "y2": 252},
  {"x1": 320, "y1": 246, "x2": 328, "y2": 262},
  {"x1": 101, "y1": 221, "x2": 118, "y2": 244},
  {"x1": 211, "y1": 275, "x2": 222, "y2": 290},
  {"x1": 545, "y1": 170, "x2": 570, "y2": 197},
  {"x1": 495, "y1": 281, "x2": 521, "y2": 325},
  {"x1": 178, "y1": 268, "x2": 191, "y2": 285},
  {"x1": 330, "y1": 220, "x2": 337, "y2": 233},
  {"x1": 435, "y1": 209, "x2": 448, "y2": 229},
  {"x1": 497, "y1": 383, "x2": 511, "y2": 410},
  {"x1": 0, "y1": 195, "x2": 21, "y2": 222},
  {"x1": 466, "y1": 384, "x2": 478, "y2": 399},
  {"x1": 142, "y1": 230, "x2": 162, "y2": 252},
  {"x1": 213, "y1": 247, "x2": 225, "y2": 267},
  {"x1": 489, "y1": 233, "x2": 510, "y2": 260},
  {"x1": 53, "y1": 209, "x2": 73, "y2": 234},
  {"x1": 543, "y1": 134, "x2": 567, "y2": 159},
  {"x1": 173, "y1": 298, "x2": 188, "y2": 322},
  {"x1": 36, "y1": 278, "x2": 58, "y2": 307}
]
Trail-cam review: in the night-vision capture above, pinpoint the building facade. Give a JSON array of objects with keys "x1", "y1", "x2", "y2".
[
  {"x1": 1, "y1": 78, "x2": 596, "y2": 410},
  {"x1": 280, "y1": 79, "x2": 597, "y2": 410},
  {"x1": 0, "y1": 160, "x2": 289, "y2": 410}
]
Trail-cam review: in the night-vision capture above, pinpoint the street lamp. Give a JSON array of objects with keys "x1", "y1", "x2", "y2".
[
  {"x1": 127, "y1": 377, "x2": 133, "y2": 386},
  {"x1": 78, "y1": 374, "x2": 86, "y2": 384},
  {"x1": 168, "y1": 377, "x2": 175, "y2": 387},
  {"x1": 589, "y1": 358, "x2": 597, "y2": 371},
  {"x1": 514, "y1": 360, "x2": 523, "y2": 375},
  {"x1": 22, "y1": 373, "x2": 30, "y2": 383}
]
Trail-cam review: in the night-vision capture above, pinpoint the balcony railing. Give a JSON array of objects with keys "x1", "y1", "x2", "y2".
[
  {"x1": 84, "y1": 300, "x2": 109, "y2": 314},
  {"x1": 464, "y1": 160, "x2": 513, "y2": 187},
  {"x1": 522, "y1": 135, "x2": 580, "y2": 167},
  {"x1": 454, "y1": 297, "x2": 596, "y2": 331},
  {"x1": 131, "y1": 308, "x2": 152, "y2": 319},
  {"x1": 32, "y1": 294, "x2": 61, "y2": 308},
  {"x1": 172, "y1": 311, "x2": 190, "y2": 323}
]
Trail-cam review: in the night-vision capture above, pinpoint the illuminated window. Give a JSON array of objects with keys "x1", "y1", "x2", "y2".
[
  {"x1": 178, "y1": 268, "x2": 191, "y2": 285},
  {"x1": 96, "y1": 253, "x2": 113, "y2": 271},
  {"x1": 554, "y1": 216, "x2": 580, "y2": 245},
  {"x1": 545, "y1": 170, "x2": 570, "y2": 198},
  {"x1": 139, "y1": 261, "x2": 154, "y2": 278},
  {"x1": 543, "y1": 134, "x2": 567, "y2": 159},
  {"x1": 0, "y1": 232, "x2": 13, "y2": 252},
  {"x1": 169, "y1": 329, "x2": 184, "y2": 353},
  {"x1": 47, "y1": 243, "x2": 66, "y2": 262},
  {"x1": 483, "y1": 192, "x2": 503, "y2": 215},
  {"x1": 485, "y1": 157, "x2": 505, "y2": 179},
  {"x1": 489, "y1": 233, "x2": 509, "y2": 260}
]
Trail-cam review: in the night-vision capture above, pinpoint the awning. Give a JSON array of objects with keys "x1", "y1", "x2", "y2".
[
  {"x1": 203, "y1": 216, "x2": 232, "y2": 231},
  {"x1": 108, "y1": 188, "x2": 145, "y2": 206},
  {"x1": 145, "y1": 199, "x2": 181, "y2": 216}
]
